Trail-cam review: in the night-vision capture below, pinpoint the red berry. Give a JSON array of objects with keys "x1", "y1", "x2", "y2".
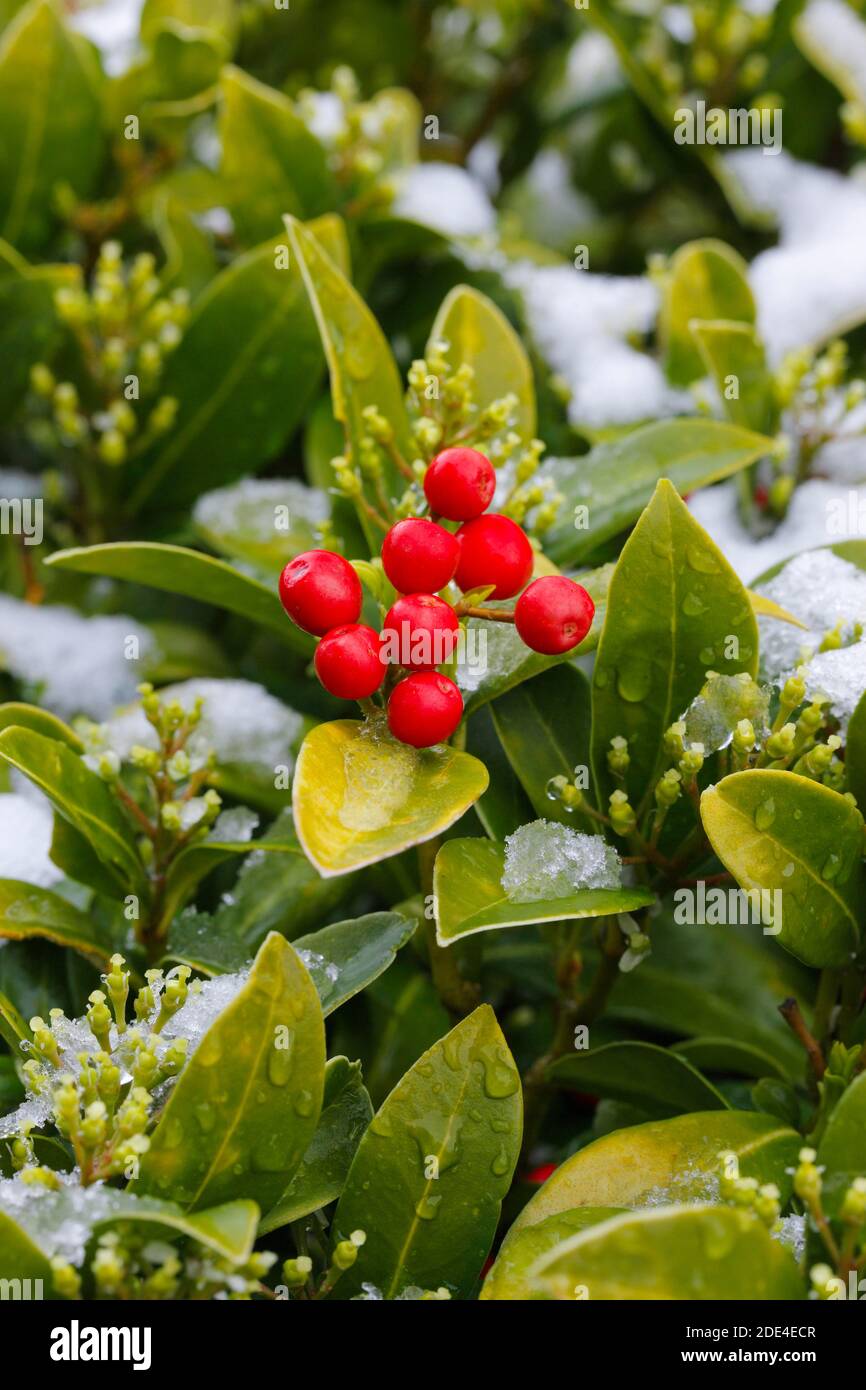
[
  {"x1": 526, "y1": 1162, "x2": 557, "y2": 1185},
  {"x1": 314, "y1": 624, "x2": 385, "y2": 699},
  {"x1": 381, "y1": 593, "x2": 460, "y2": 670},
  {"x1": 381, "y1": 518, "x2": 459, "y2": 594},
  {"x1": 514, "y1": 576, "x2": 595, "y2": 655},
  {"x1": 424, "y1": 446, "x2": 496, "y2": 521},
  {"x1": 455, "y1": 513, "x2": 534, "y2": 600},
  {"x1": 387, "y1": 672, "x2": 463, "y2": 748},
  {"x1": 279, "y1": 550, "x2": 362, "y2": 636}
]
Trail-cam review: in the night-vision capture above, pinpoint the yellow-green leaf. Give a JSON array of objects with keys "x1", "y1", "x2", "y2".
[{"x1": 428, "y1": 284, "x2": 536, "y2": 443}]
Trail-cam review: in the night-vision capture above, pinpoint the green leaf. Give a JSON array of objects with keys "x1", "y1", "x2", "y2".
[
  {"x1": 428, "y1": 284, "x2": 536, "y2": 443},
  {"x1": 0, "y1": 1185, "x2": 257, "y2": 1277},
  {"x1": 701, "y1": 770, "x2": 864, "y2": 968},
  {"x1": 513, "y1": 1111, "x2": 800, "y2": 1232},
  {"x1": 49, "y1": 814, "x2": 126, "y2": 900},
  {"x1": 466, "y1": 704, "x2": 534, "y2": 839},
  {"x1": 286, "y1": 214, "x2": 415, "y2": 504},
  {"x1": 0, "y1": 256, "x2": 70, "y2": 422},
  {"x1": 141, "y1": 0, "x2": 237, "y2": 48},
  {"x1": 292, "y1": 719, "x2": 489, "y2": 876},
  {"x1": 659, "y1": 240, "x2": 756, "y2": 386},
  {"x1": 844, "y1": 688, "x2": 866, "y2": 812},
  {"x1": 0, "y1": 0, "x2": 105, "y2": 250},
  {"x1": 0, "y1": 727, "x2": 145, "y2": 895},
  {"x1": 135, "y1": 933, "x2": 326, "y2": 1212},
  {"x1": 434, "y1": 838, "x2": 653, "y2": 945},
  {"x1": 331, "y1": 1005, "x2": 522, "y2": 1299},
  {"x1": 480, "y1": 1206, "x2": 624, "y2": 1300},
  {"x1": 0, "y1": 1209, "x2": 51, "y2": 1283},
  {"x1": 608, "y1": 904, "x2": 811, "y2": 1076},
  {"x1": 671, "y1": 1037, "x2": 790, "y2": 1082},
  {"x1": 795, "y1": 2, "x2": 866, "y2": 112},
  {"x1": 691, "y1": 320, "x2": 776, "y2": 434},
  {"x1": 259, "y1": 1056, "x2": 373, "y2": 1234},
  {"x1": 45, "y1": 542, "x2": 312, "y2": 652},
  {"x1": 544, "y1": 419, "x2": 773, "y2": 567},
  {"x1": 219, "y1": 67, "x2": 336, "y2": 245},
  {"x1": 0, "y1": 986, "x2": 30, "y2": 1052},
  {"x1": 547, "y1": 1041, "x2": 730, "y2": 1117},
  {"x1": 817, "y1": 1072, "x2": 866, "y2": 1215},
  {"x1": 492, "y1": 1204, "x2": 801, "y2": 1300},
  {"x1": 490, "y1": 665, "x2": 595, "y2": 829},
  {"x1": 591, "y1": 479, "x2": 758, "y2": 811},
  {"x1": 458, "y1": 561, "x2": 611, "y2": 715},
  {"x1": 293, "y1": 912, "x2": 416, "y2": 1016},
  {"x1": 0, "y1": 879, "x2": 112, "y2": 967},
  {"x1": 0, "y1": 702, "x2": 83, "y2": 751},
  {"x1": 151, "y1": 192, "x2": 217, "y2": 298},
  {"x1": 127, "y1": 232, "x2": 327, "y2": 515},
  {"x1": 193, "y1": 476, "x2": 329, "y2": 574},
  {"x1": 157, "y1": 816, "x2": 303, "y2": 936}
]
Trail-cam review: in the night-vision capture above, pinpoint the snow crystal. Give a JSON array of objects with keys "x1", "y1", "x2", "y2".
[
  {"x1": 105, "y1": 678, "x2": 302, "y2": 770},
  {"x1": 802, "y1": 641, "x2": 866, "y2": 731},
  {"x1": 300, "y1": 91, "x2": 347, "y2": 144},
  {"x1": 161, "y1": 970, "x2": 250, "y2": 1055},
  {"x1": 193, "y1": 477, "x2": 328, "y2": 555},
  {"x1": 773, "y1": 1213, "x2": 806, "y2": 1263},
  {"x1": 0, "y1": 1174, "x2": 116, "y2": 1265},
  {"x1": 754, "y1": 548, "x2": 866, "y2": 679},
  {"x1": 795, "y1": 0, "x2": 866, "y2": 107},
  {"x1": 502, "y1": 820, "x2": 621, "y2": 903},
  {"x1": 208, "y1": 807, "x2": 259, "y2": 843},
  {"x1": 393, "y1": 163, "x2": 496, "y2": 238},
  {"x1": 0, "y1": 793, "x2": 63, "y2": 887},
  {"x1": 723, "y1": 149, "x2": 866, "y2": 363},
  {"x1": 69, "y1": 0, "x2": 143, "y2": 77},
  {"x1": 561, "y1": 30, "x2": 622, "y2": 99},
  {"x1": 682, "y1": 674, "x2": 770, "y2": 752},
  {"x1": 688, "y1": 479, "x2": 866, "y2": 584},
  {"x1": 506, "y1": 262, "x2": 689, "y2": 429},
  {"x1": 0, "y1": 597, "x2": 154, "y2": 720}
]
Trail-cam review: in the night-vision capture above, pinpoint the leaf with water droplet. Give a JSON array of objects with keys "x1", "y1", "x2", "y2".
[
  {"x1": 591, "y1": 480, "x2": 759, "y2": 812},
  {"x1": 134, "y1": 933, "x2": 325, "y2": 1211},
  {"x1": 329, "y1": 1005, "x2": 521, "y2": 1299},
  {"x1": 701, "y1": 770, "x2": 864, "y2": 968}
]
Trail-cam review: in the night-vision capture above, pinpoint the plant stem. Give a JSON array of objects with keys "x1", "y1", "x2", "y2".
[{"x1": 779, "y1": 997, "x2": 826, "y2": 1080}]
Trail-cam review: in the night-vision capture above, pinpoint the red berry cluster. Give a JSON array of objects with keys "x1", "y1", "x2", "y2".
[{"x1": 279, "y1": 447, "x2": 594, "y2": 748}]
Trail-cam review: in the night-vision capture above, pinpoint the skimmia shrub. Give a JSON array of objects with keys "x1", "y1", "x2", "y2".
[{"x1": 3, "y1": 0, "x2": 866, "y2": 1309}]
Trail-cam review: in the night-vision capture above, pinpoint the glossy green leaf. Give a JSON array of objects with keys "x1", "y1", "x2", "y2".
[
  {"x1": 157, "y1": 818, "x2": 302, "y2": 935},
  {"x1": 547, "y1": 1041, "x2": 730, "y2": 1117},
  {"x1": 544, "y1": 419, "x2": 773, "y2": 567},
  {"x1": 49, "y1": 815, "x2": 126, "y2": 900},
  {"x1": 0, "y1": 986, "x2": 30, "y2": 1051},
  {"x1": 193, "y1": 476, "x2": 329, "y2": 574},
  {"x1": 220, "y1": 67, "x2": 336, "y2": 244},
  {"x1": 671, "y1": 1037, "x2": 789, "y2": 1081},
  {"x1": 292, "y1": 719, "x2": 489, "y2": 876},
  {"x1": 0, "y1": 879, "x2": 112, "y2": 967},
  {"x1": 0, "y1": 727, "x2": 145, "y2": 895},
  {"x1": 428, "y1": 284, "x2": 536, "y2": 443},
  {"x1": 490, "y1": 665, "x2": 595, "y2": 829},
  {"x1": 152, "y1": 192, "x2": 217, "y2": 298},
  {"x1": 0, "y1": 1209, "x2": 51, "y2": 1283},
  {"x1": 259, "y1": 1057, "x2": 373, "y2": 1234},
  {"x1": 331, "y1": 1004, "x2": 522, "y2": 1299},
  {"x1": 591, "y1": 480, "x2": 758, "y2": 810},
  {"x1": 514, "y1": 1111, "x2": 800, "y2": 1231},
  {"x1": 0, "y1": 0, "x2": 104, "y2": 250},
  {"x1": 466, "y1": 704, "x2": 534, "y2": 839},
  {"x1": 458, "y1": 561, "x2": 611, "y2": 714},
  {"x1": 845, "y1": 688, "x2": 866, "y2": 812},
  {"x1": 817, "y1": 1072, "x2": 866, "y2": 1215},
  {"x1": 362, "y1": 956, "x2": 451, "y2": 1110},
  {"x1": 293, "y1": 912, "x2": 416, "y2": 1016},
  {"x1": 701, "y1": 770, "x2": 864, "y2": 968},
  {"x1": 434, "y1": 838, "x2": 653, "y2": 945},
  {"x1": 135, "y1": 933, "x2": 326, "y2": 1212},
  {"x1": 500, "y1": 1204, "x2": 801, "y2": 1300},
  {"x1": 0, "y1": 702, "x2": 83, "y2": 751},
  {"x1": 45, "y1": 542, "x2": 312, "y2": 652},
  {"x1": 127, "y1": 232, "x2": 326, "y2": 515},
  {"x1": 286, "y1": 215, "x2": 415, "y2": 505},
  {"x1": 691, "y1": 319, "x2": 776, "y2": 434},
  {"x1": 480, "y1": 1206, "x2": 625, "y2": 1300},
  {"x1": 608, "y1": 905, "x2": 810, "y2": 1076},
  {"x1": 660, "y1": 240, "x2": 756, "y2": 385},
  {"x1": 141, "y1": 0, "x2": 237, "y2": 47}
]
